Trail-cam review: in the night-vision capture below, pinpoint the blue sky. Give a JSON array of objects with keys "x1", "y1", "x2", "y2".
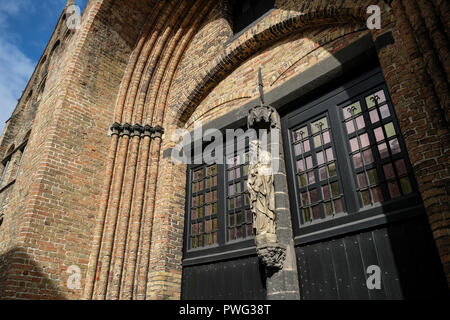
[{"x1": 0, "y1": 0, "x2": 88, "y2": 134}]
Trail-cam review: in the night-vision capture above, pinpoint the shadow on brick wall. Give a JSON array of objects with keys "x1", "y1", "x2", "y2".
[{"x1": 0, "y1": 247, "x2": 67, "y2": 300}]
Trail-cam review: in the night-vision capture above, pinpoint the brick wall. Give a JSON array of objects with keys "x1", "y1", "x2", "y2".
[{"x1": 0, "y1": 0, "x2": 448, "y2": 300}]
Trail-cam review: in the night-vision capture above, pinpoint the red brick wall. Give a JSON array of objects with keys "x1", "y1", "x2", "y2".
[{"x1": 0, "y1": 0, "x2": 448, "y2": 300}]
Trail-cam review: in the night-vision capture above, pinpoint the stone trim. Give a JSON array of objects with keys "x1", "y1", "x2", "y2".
[{"x1": 110, "y1": 123, "x2": 165, "y2": 139}]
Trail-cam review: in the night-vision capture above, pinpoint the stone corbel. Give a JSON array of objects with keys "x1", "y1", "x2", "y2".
[
  {"x1": 152, "y1": 125, "x2": 165, "y2": 139},
  {"x1": 108, "y1": 123, "x2": 165, "y2": 140}
]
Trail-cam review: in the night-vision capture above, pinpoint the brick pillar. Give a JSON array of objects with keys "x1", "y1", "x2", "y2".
[{"x1": 374, "y1": 0, "x2": 450, "y2": 285}]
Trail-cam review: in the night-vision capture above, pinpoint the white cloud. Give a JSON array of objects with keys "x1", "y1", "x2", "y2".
[{"x1": 0, "y1": 0, "x2": 36, "y2": 134}]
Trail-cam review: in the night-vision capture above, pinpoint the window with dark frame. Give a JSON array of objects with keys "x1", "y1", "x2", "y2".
[
  {"x1": 0, "y1": 140, "x2": 29, "y2": 190},
  {"x1": 186, "y1": 134, "x2": 254, "y2": 253},
  {"x1": 291, "y1": 113, "x2": 345, "y2": 224},
  {"x1": 286, "y1": 78, "x2": 419, "y2": 230},
  {"x1": 232, "y1": 0, "x2": 275, "y2": 34},
  {"x1": 0, "y1": 158, "x2": 11, "y2": 186}
]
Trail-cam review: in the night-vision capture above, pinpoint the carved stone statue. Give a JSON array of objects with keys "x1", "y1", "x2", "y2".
[
  {"x1": 248, "y1": 140, "x2": 277, "y2": 241},
  {"x1": 246, "y1": 68, "x2": 286, "y2": 271}
]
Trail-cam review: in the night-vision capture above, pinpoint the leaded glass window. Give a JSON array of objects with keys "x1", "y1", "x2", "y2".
[
  {"x1": 285, "y1": 72, "x2": 419, "y2": 231},
  {"x1": 342, "y1": 87, "x2": 414, "y2": 206},
  {"x1": 291, "y1": 114, "x2": 344, "y2": 224},
  {"x1": 190, "y1": 165, "x2": 219, "y2": 249},
  {"x1": 186, "y1": 134, "x2": 254, "y2": 253},
  {"x1": 226, "y1": 151, "x2": 253, "y2": 242}
]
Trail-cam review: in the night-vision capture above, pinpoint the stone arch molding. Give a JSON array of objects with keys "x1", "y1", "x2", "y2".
[
  {"x1": 172, "y1": 0, "x2": 389, "y2": 126},
  {"x1": 84, "y1": 0, "x2": 390, "y2": 300}
]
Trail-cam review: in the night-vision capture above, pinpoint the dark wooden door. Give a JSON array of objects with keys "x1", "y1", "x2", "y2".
[{"x1": 282, "y1": 68, "x2": 448, "y2": 300}]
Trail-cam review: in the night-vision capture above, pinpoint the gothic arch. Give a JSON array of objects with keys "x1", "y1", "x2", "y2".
[{"x1": 172, "y1": 0, "x2": 388, "y2": 125}]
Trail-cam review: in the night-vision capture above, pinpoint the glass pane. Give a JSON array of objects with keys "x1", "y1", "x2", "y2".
[
  {"x1": 356, "y1": 116, "x2": 365, "y2": 130},
  {"x1": 361, "y1": 190, "x2": 372, "y2": 206},
  {"x1": 343, "y1": 102, "x2": 362, "y2": 119},
  {"x1": 192, "y1": 208, "x2": 198, "y2": 219},
  {"x1": 236, "y1": 196, "x2": 242, "y2": 208},
  {"x1": 370, "y1": 110, "x2": 380, "y2": 124},
  {"x1": 312, "y1": 205, "x2": 321, "y2": 220},
  {"x1": 319, "y1": 166, "x2": 328, "y2": 181},
  {"x1": 325, "y1": 201, "x2": 333, "y2": 216},
  {"x1": 308, "y1": 171, "x2": 315, "y2": 185},
  {"x1": 374, "y1": 127, "x2": 385, "y2": 142},
  {"x1": 385, "y1": 123, "x2": 396, "y2": 138},
  {"x1": 228, "y1": 198, "x2": 235, "y2": 210},
  {"x1": 314, "y1": 135, "x2": 322, "y2": 148},
  {"x1": 323, "y1": 131, "x2": 331, "y2": 145},
  {"x1": 322, "y1": 185, "x2": 331, "y2": 201},
  {"x1": 236, "y1": 213, "x2": 243, "y2": 225},
  {"x1": 295, "y1": 143, "x2": 302, "y2": 156},
  {"x1": 194, "y1": 169, "x2": 204, "y2": 181},
  {"x1": 247, "y1": 225, "x2": 253, "y2": 237},
  {"x1": 236, "y1": 183, "x2": 241, "y2": 194},
  {"x1": 380, "y1": 105, "x2": 390, "y2": 119},
  {"x1": 334, "y1": 199, "x2": 344, "y2": 213},
  {"x1": 400, "y1": 177, "x2": 413, "y2": 194},
  {"x1": 358, "y1": 173, "x2": 368, "y2": 188},
  {"x1": 198, "y1": 207, "x2": 204, "y2": 218},
  {"x1": 389, "y1": 181, "x2": 401, "y2": 199},
  {"x1": 390, "y1": 138, "x2": 401, "y2": 154},
  {"x1": 301, "y1": 192, "x2": 309, "y2": 206},
  {"x1": 229, "y1": 184, "x2": 235, "y2": 196},
  {"x1": 360, "y1": 133, "x2": 370, "y2": 149},
  {"x1": 298, "y1": 174, "x2": 307, "y2": 187},
  {"x1": 310, "y1": 189, "x2": 319, "y2": 203},
  {"x1": 363, "y1": 149, "x2": 374, "y2": 165},
  {"x1": 246, "y1": 210, "x2": 252, "y2": 222},
  {"x1": 331, "y1": 182, "x2": 340, "y2": 197},
  {"x1": 306, "y1": 156, "x2": 313, "y2": 170},
  {"x1": 383, "y1": 163, "x2": 396, "y2": 180},
  {"x1": 303, "y1": 208, "x2": 311, "y2": 223},
  {"x1": 326, "y1": 148, "x2": 334, "y2": 162},
  {"x1": 395, "y1": 159, "x2": 407, "y2": 176},
  {"x1": 297, "y1": 159, "x2": 305, "y2": 172},
  {"x1": 378, "y1": 142, "x2": 389, "y2": 159},
  {"x1": 293, "y1": 127, "x2": 308, "y2": 142},
  {"x1": 229, "y1": 214, "x2": 235, "y2": 226},
  {"x1": 228, "y1": 170, "x2": 235, "y2": 181},
  {"x1": 366, "y1": 90, "x2": 386, "y2": 109},
  {"x1": 207, "y1": 165, "x2": 217, "y2": 176},
  {"x1": 317, "y1": 151, "x2": 325, "y2": 165},
  {"x1": 304, "y1": 140, "x2": 311, "y2": 153},
  {"x1": 302, "y1": 192, "x2": 309, "y2": 206},
  {"x1": 311, "y1": 117, "x2": 328, "y2": 134},
  {"x1": 367, "y1": 169, "x2": 378, "y2": 185},
  {"x1": 328, "y1": 162, "x2": 337, "y2": 177},
  {"x1": 236, "y1": 227, "x2": 243, "y2": 238},
  {"x1": 372, "y1": 186, "x2": 383, "y2": 203},
  {"x1": 346, "y1": 120, "x2": 355, "y2": 134},
  {"x1": 350, "y1": 137, "x2": 359, "y2": 152},
  {"x1": 235, "y1": 168, "x2": 241, "y2": 179}
]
